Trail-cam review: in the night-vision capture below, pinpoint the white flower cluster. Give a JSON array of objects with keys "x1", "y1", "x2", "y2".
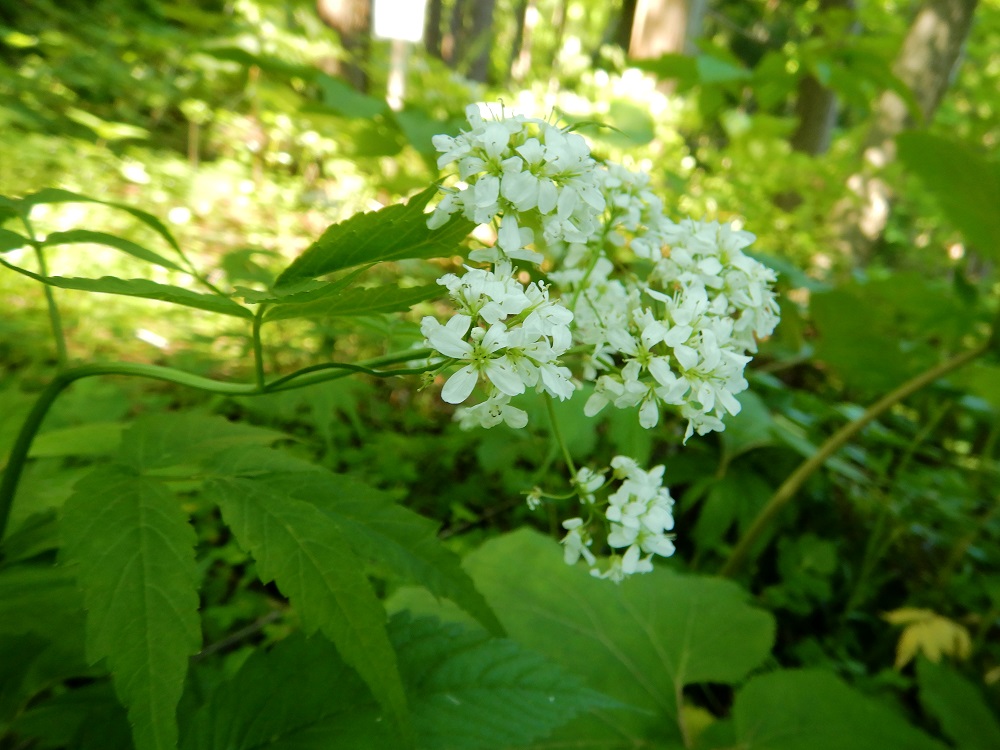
[
  {"x1": 550, "y1": 165, "x2": 780, "y2": 440},
  {"x1": 420, "y1": 102, "x2": 779, "y2": 578},
  {"x1": 560, "y1": 456, "x2": 676, "y2": 582},
  {"x1": 420, "y1": 260, "x2": 575, "y2": 428},
  {"x1": 428, "y1": 104, "x2": 605, "y2": 264}
]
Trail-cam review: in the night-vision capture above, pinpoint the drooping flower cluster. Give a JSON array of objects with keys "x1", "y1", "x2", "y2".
[
  {"x1": 420, "y1": 260, "x2": 575, "y2": 428},
  {"x1": 420, "y1": 102, "x2": 780, "y2": 579},
  {"x1": 559, "y1": 456, "x2": 676, "y2": 582}
]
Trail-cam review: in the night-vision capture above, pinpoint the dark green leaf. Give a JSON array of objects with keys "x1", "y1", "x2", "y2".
[
  {"x1": 208, "y1": 475, "x2": 412, "y2": 744},
  {"x1": 61, "y1": 466, "x2": 201, "y2": 750},
  {"x1": 181, "y1": 614, "x2": 613, "y2": 750},
  {"x1": 274, "y1": 187, "x2": 474, "y2": 287},
  {"x1": 0, "y1": 260, "x2": 251, "y2": 318},
  {"x1": 732, "y1": 669, "x2": 947, "y2": 750},
  {"x1": 209, "y1": 457, "x2": 504, "y2": 636},
  {"x1": 917, "y1": 658, "x2": 1000, "y2": 750},
  {"x1": 0, "y1": 227, "x2": 30, "y2": 253},
  {"x1": 264, "y1": 283, "x2": 439, "y2": 322},
  {"x1": 42, "y1": 229, "x2": 185, "y2": 271},
  {"x1": 897, "y1": 133, "x2": 1000, "y2": 257},
  {"x1": 463, "y1": 529, "x2": 775, "y2": 746}
]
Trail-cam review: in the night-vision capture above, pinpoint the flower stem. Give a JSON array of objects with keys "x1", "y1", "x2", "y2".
[
  {"x1": 545, "y1": 393, "x2": 576, "y2": 476},
  {"x1": 23, "y1": 214, "x2": 68, "y2": 368},
  {"x1": 252, "y1": 306, "x2": 266, "y2": 389},
  {"x1": 719, "y1": 341, "x2": 991, "y2": 578}
]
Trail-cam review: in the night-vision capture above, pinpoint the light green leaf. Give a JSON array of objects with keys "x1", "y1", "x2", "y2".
[
  {"x1": 264, "y1": 283, "x2": 439, "y2": 322},
  {"x1": 61, "y1": 466, "x2": 201, "y2": 750},
  {"x1": 12, "y1": 188, "x2": 183, "y2": 256},
  {"x1": 316, "y1": 73, "x2": 389, "y2": 118},
  {"x1": 0, "y1": 260, "x2": 251, "y2": 318},
  {"x1": 29, "y1": 422, "x2": 127, "y2": 459},
  {"x1": 274, "y1": 187, "x2": 474, "y2": 287},
  {"x1": 209, "y1": 456, "x2": 504, "y2": 636},
  {"x1": 897, "y1": 133, "x2": 1000, "y2": 257},
  {"x1": 181, "y1": 614, "x2": 613, "y2": 750},
  {"x1": 917, "y1": 658, "x2": 1000, "y2": 750},
  {"x1": 464, "y1": 529, "x2": 775, "y2": 746},
  {"x1": 42, "y1": 229, "x2": 185, "y2": 271},
  {"x1": 731, "y1": 669, "x2": 947, "y2": 750},
  {"x1": 208, "y1": 475, "x2": 412, "y2": 744}
]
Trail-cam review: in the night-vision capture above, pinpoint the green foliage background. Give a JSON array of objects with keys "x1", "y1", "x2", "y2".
[{"x1": 2, "y1": 1, "x2": 1000, "y2": 749}]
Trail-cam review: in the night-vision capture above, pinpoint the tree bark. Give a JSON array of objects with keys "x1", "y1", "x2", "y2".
[
  {"x1": 841, "y1": 0, "x2": 978, "y2": 259},
  {"x1": 425, "y1": 0, "x2": 444, "y2": 60},
  {"x1": 316, "y1": 0, "x2": 371, "y2": 92},
  {"x1": 790, "y1": 0, "x2": 857, "y2": 156},
  {"x1": 628, "y1": 0, "x2": 706, "y2": 59}
]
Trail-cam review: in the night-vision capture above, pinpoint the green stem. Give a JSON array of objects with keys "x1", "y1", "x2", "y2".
[
  {"x1": 23, "y1": 214, "x2": 68, "y2": 368},
  {"x1": 719, "y1": 341, "x2": 990, "y2": 578},
  {"x1": 545, "y1": 393, "x2": 576, "y2": 476},
  {"x1": 0, "y1": 350, "x2": 438, "y2": 549},
  {"x1": 252, "y1": 307, "x2": 266, "y2": 389}
]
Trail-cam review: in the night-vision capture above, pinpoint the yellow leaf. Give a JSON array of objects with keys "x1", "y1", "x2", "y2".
[{"x1": 883, "y1": 608, "x2": 972, "y2": 669}]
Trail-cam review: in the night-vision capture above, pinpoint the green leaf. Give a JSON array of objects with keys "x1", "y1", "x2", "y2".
[
  {"x1": 208, "y1": 475, "x2": 412, "y2": 744},
  {"x1": 463, "y1": 529, "x2": 775, "y2": 746},
  {"x1": 274, "y1": 187, "x2": 474, "y2": 287},
  {"x1": 720, "y1": 390, "x2": 776, "y2": 462},
  {"x1": 61, "y1": 466, "x2": 201, "y2": 750},
  {"x1": 696, "y1": 54, "x2": 753, "y2": 83},
  {"x1": 29, "y1": 422, "x2": 127, "y2": 459},
  {"x1": 0, "y1": 564, "x2": 84, "y2": 641},
  {"x1": 264, "y1": 283, "x2": 439, "y2": 322},
  {"x1": 315, "y1": 73, "x2": 389, "y2": 118},
  {"x1": 630, "y1": 53, "x2": 699, "y2": 87},
  {"x1": 117, "y1": 413, "x2": 289, "y2": 472},
  {"x1": 897, "y1": 133, "x2": 1000, "y2": 257},
  {"x1": 917, "y1": 658, "x2": 1000, "y2": 750},
  {"x1": 731, "y1": 669, "x2": 947, "y2": 750},
  {"x1": 0, "y1": 260, "x2": 251, "y2": 318},
  {"x1": 0, "y1": 227, "x2": 30, "y2": 253},
  {"x1": 41, "y1": 230, "x2": 185, "y2": 271},
  {"x1": 181, "y1": 614, "x2": 613, "y2": 750},
  {"x1": 209, "y1": 455, "x2": 504, "y2": 636},
  {"x1": 13, "y1": 188, "x2": 184, "y2": 255}
]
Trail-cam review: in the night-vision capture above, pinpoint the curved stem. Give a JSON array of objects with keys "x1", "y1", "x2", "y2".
[
  {"x1": 23, "y1": 213, "x2": 68, "y2": 368},
  {"x1": 252, "y1": 307, "x2": 266, "y2": 389},
  {"x1": 719, "y1": 341, "x2": 990, "y2": 578}
]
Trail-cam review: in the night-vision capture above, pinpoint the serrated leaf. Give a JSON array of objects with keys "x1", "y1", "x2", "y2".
[
  {"x1": 208, "y1": 475, "x2": 412, "y2": 744},
  {"x1": 463, "y1": 529, "x2": 775, "y2": 746},
  {"x1": 42, "y1": 229, "x2": 185, "y2": 271},
  {"x1": 731, "y1": 669, "x2": 947, "y2": 750},
  {"x1": 917, "y1": 657, "x2": 1000, "y2": 750},
  {"x1": 15, "y1": 188, "x2": 183, "y2": 255},
  {"x1": 884, "y1": 607, "x2": 972, "y2": 668},
  {"x1": 117, "y1": 413, "x2": 289, "y2": 472},
  {"x1": 274, "y1": 187, "x2": 474, "y2": 287},
  {"x1": 0, "y1": 260, "x2": 251, "y2": 318},
  {"x1": 0, "y1": 227, "x2": 30, "y2": 253},
  {"x1": 897, "y1": 133, "x2": 1000, "y2": 257},
  {"x1": 29, "y1": 422, "x2": 127, "y2": 459},
  {"x1": 0, "y1": 564, "x2": 84, "y2": 641},
  {"x1": 61, "y1": 466, "x2": 201, "y2": 750},
  {"x1": 264, "y1": 283, "x2": 439, "y2": 322},
  {"x1": 181, "y1": 614, "x2": 613, "y2": 750},
  {"x1": 208, "y1": 455, "x2": 504, "y2": 636},
  {"x1": 11, "y1": 681, "x2": 132, "y2": 750}
]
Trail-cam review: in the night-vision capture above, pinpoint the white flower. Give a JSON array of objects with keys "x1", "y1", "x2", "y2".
[
  {"x1": 560, "y1": 518, "x2": 596, "y2": 566},
  {"x1": 421, "y1": 315, "x2": 524, "y2": 403},
  {"x1": 454, "y1": 389, "x2": 529, "y2": 430}
]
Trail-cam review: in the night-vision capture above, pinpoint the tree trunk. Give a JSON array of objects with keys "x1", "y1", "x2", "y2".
[
  {"x1": 468, "y1": 0, "x2": 497, "y2": 82},
  {"x1": 511, "y1": 0, "x2": 537, "y2": 82},
  {"x1": 628, "y1": 0, "x2": 705, "y2": 59},
  {"x1": 615, "y1": 0, "x2": 640, "y2": 52},
  {"x1": 316, "y1": 0, "x2": 371, "y2": 92},
  {"x1": 425, "y1": 0, "x2": 444, "y2": 60},
  {"x1": 790, "y1": 0, "x2": 857, "y2": 156},
  {"x1": 840, "y1": 0, "x2": 978, "y2": 260},
  {"x1": 446, "y1": 0, "x2": 496, "y2": 82}
]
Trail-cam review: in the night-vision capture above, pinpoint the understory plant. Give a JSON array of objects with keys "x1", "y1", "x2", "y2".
[{"x1": 1, "y1": 104, "x2": 998, "y2": 750}]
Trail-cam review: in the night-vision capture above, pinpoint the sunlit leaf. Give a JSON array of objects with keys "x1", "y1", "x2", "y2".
[
  {"x1": 731, "y1": 669, "x2": 947, "y2": 750},
  {"x1": 883, "y1": 608, "x2": 972, "y2": 669},
  {"x1": 274, "y1": 187, "x2": 474, "y2": 287},
  {"x1": 42, "y1": 230, "x2": 185, "y2": 271},
  {"x1": 0, "y1": 227, "x2": 30, "y2": 253},
  {"x1": 61, "y1": 466, "x2": 201, "y2": 750}
]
